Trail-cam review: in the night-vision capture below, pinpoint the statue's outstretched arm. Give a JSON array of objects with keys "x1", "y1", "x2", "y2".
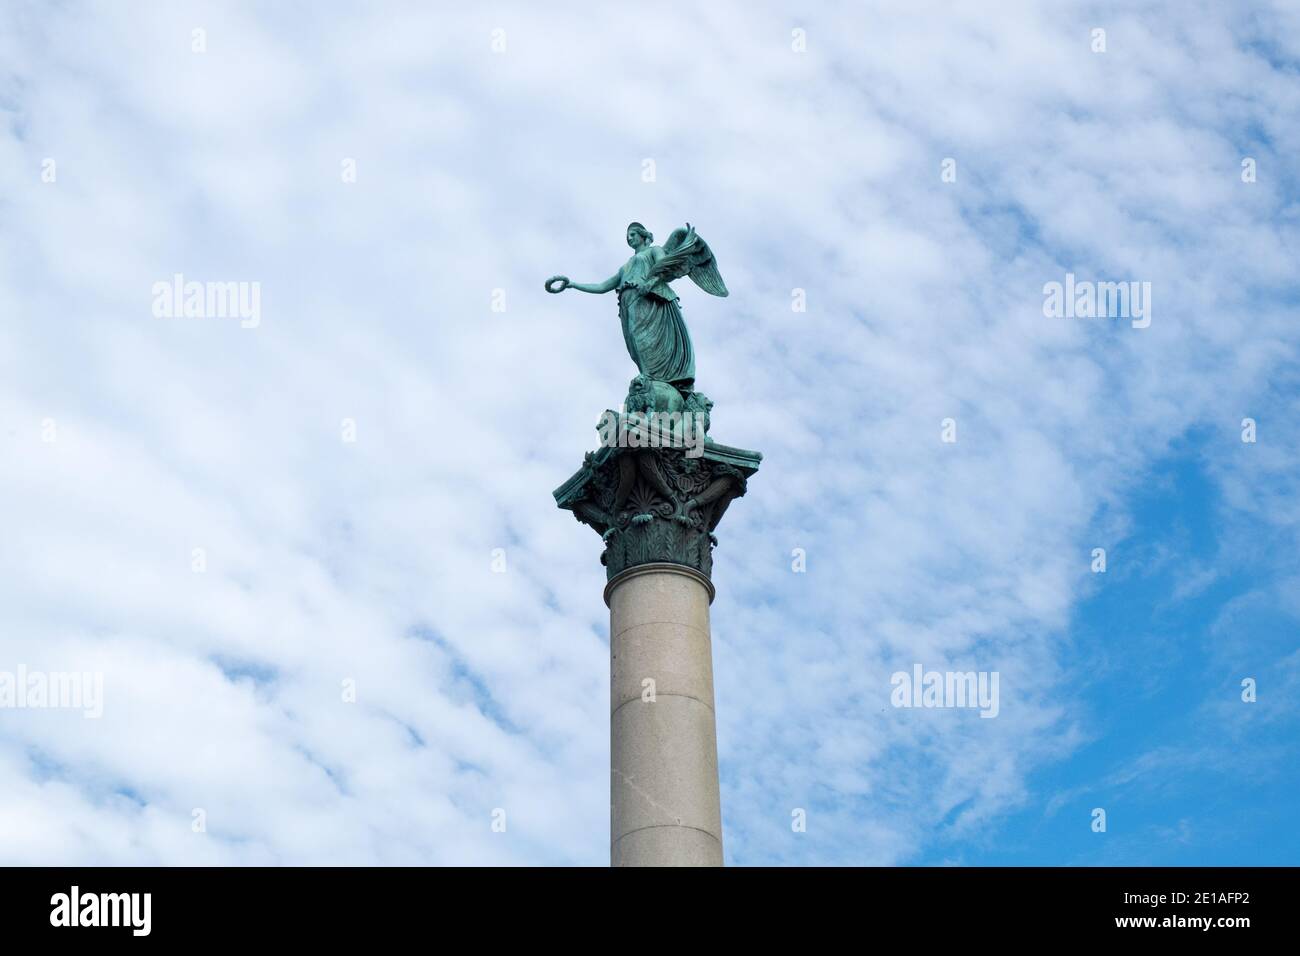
[{"x1": 568, "y1": 271, "x2": 621, "y2": 294}]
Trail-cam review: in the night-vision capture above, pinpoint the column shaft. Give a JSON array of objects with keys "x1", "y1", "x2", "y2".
[{"x1": 607, "y1": 563, "x2": 723, "y2": 866}]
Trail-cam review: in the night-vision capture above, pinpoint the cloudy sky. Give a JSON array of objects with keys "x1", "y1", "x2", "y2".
[{"x1": 1, "y1": 0, "x2": 1297, "y2": 865}]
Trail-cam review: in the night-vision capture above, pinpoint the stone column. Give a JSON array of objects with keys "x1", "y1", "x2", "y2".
[
  {"x1": 607, "y1": 562, "x2": 721, "y2": 867},
  {"x1": 554, "y1": 416, "x2": 761, "y2": 867}
]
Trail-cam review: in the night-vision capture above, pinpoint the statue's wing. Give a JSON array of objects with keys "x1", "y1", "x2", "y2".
[{"x1": 652, "y1": 223, "x2": 729, "y2": 297}]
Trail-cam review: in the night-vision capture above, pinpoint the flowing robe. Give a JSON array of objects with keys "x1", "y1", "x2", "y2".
[{"x1": 616, "y1": 247, "x2": 695, "y2": 391}]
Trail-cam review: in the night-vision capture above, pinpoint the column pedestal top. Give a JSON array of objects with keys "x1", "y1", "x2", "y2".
[
  {"x1": 603, "y1": 561, "x2": 716, "y2": 606},
  {"x1": 555, "y1": 431, "x2": 761, "y2": 583}
]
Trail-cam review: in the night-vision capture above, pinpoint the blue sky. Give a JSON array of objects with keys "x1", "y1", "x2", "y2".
[
  {"x1": 1, "y1": 1, "x2": 1298, "y2": 865},
  {"x1": 928, "y1": 431, "x2": 1300, "y2": 865}
]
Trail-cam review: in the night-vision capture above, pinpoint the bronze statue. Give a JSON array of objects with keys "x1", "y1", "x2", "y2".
[{"x1": 546, "y1": 222, "x2": 726, "y2": 397}]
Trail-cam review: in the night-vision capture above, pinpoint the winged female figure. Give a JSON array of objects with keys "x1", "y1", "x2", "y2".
[{"x1": 546, "y1": 222, "x2": 727, "y2": 395}]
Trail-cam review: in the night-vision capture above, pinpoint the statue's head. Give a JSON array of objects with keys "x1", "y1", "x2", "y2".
[{"x1": 626, "y1": 222, "x2": 653, "y2": 249}]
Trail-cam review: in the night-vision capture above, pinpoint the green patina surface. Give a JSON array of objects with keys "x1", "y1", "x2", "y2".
[{"x1": 548, "y1": 222, "x2": 762, "y2": 580}]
